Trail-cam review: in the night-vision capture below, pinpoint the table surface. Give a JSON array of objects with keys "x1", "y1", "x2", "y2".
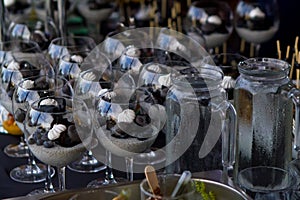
[{"x1": 0, "y1": 132, "x2": 130, "y2": 199}]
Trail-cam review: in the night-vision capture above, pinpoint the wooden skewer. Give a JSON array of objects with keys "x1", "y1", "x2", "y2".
[
  {"x1": 295, "y1": 36, "x2": 299, "y2": 59},
  {"x1": 153, "y1": 1, "x2": 159, "y2": 27},
  {"x1": 240, "y1": 39, "x2": 245, "y2": 53},
  {"x1": 187, "y1": 0, "x2": 191, "y2": 8},
  {"x1": 290, "y1": 53, "x2": 296, "y2": 79},
  {"x1": 286, "y1": 45, "x2": 290, "y2": 60},
  {"x1": 192, "y1": 18, "x2": 196, "y2": 27},
  {"x1": 168, "y1": 18, "x2": 172, "y2": 29},
  {"x1": 250, "y1": 43, "x2": 255, "y2": 58},
  {"x1": 176, "y1": 2, "x2": 182, "y2": 32},
  {"x1": 223, "y1": 42, "x2": 227, "y2": 64},
  {"x1": 162, "y1": 0, "x2": 167, "y2": 20},
  {"x1": 276, "y1": 40, "x2": 281, "y2": 59},
  {"x1": 171, "y1": 6, "x2": 176, "y2": 19},
  {"x1": 297, "y1": 69, "x2": 299, "y2": 89},
  {"x1": 215, "y1": 47, "x2": 219, "y2": 54},
  {"x1": 297, "y1": 52, "x2": 300, "y2": 88},
  {"x1": 171, "y1": 6, "x2": 177, "y2": 31}
]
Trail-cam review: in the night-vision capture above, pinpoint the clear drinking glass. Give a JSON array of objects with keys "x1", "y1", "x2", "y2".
[
  {"x1": 140, "y1": 174, "x2": 199, "y2": 200},
  {"x1": 54, "y1": 41, "x2": 105, "y2": 174},
  {"x1": 238, "y1": 166, "x2": 296, "y2": 200},
  {"x1": 74, "y1": 67, "x2": 126, "y2": 187},
  {"x1": 185, "y1": 0, "x2": 234, "y2": 51},
  {"x1": 7, "y1": 0, "x2": 58, "y2": 51},
  {"x1": 0, "y1": 45, "x2": 55, "y2": 183},
  {"x1": 12, "y1": 75, "x2": 73, "y2": 193},
  {"x1": 95, "y1": 86, "x2": 165, "y2": 181},
  {"x1": 46, "y1": 36, "x2": 96, "y2": 68}
]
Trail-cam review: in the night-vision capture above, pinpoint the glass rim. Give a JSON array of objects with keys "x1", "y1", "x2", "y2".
[
  {"x1": 0, "y1": 39, "x2": 41, "y2": 53},
  {"x1": 30, "y1": 95, "x2": 75, "y2": 115},
  {"x1": 140, "y1": 174, "x2": 195, "y2": 199},
  {"x1": 17, "y1": 75, "x2": 69, "y2": 92},
  {"x1": 238, "y1": 166, "x2": 296, "y2": 193}
]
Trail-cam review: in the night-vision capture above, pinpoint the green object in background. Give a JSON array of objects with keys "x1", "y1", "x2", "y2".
[{"x1": 67, "y1": 15, "x2": 89, "y2": 36}]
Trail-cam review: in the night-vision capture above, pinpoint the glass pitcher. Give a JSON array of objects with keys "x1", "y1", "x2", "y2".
[
  {"x1": 165, "y1": 66, "x2": 237, "y2": 181},
  {"x1": 233, "y1": 57, "x2": 300, "y2": 181}
]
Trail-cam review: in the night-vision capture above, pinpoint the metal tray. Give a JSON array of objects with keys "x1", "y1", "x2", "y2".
[{"x1": 41, "y1": 178, "x2": 251, "y2": 200}]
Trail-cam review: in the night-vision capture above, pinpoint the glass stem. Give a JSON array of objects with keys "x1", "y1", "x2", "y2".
[
  {"x1": 255, "y1": 43, "x2": 261, "y2": 57},
  {"x1": 19, "y1": 136, "x2": 27, "y2": 149},
  {"x1": 0, "y1": 0, "x2": 5, "y2": 42},
  {"x1": 57, "y1": 0, "x2": 66, "y2": 38},
  {"x1": 27, "y1": 149, "x2": 35, "y2": 166},
  {"x1": 57, "y1": 166, "x2": 66, "y2": 191},
  {"x1": 105, "y1": 150, "x2": 116, "y2": 183},
  {"x1": 44, "y1": 165, "x2": 55, "y2": 193},
  {"x1": 125, "y1": 157, "x2": 133, "y2": 182}
]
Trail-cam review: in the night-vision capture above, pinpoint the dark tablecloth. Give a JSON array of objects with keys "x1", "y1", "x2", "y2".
[{"x1": 0, "y1": 133, "x2": 128, "y2": 199}]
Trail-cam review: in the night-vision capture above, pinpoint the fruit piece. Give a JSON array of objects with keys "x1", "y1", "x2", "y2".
[{"x1": 2, "y1": 114, "x2": 23, "y2": 136}]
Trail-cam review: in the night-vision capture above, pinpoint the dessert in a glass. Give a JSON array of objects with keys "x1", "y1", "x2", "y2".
[
  {"x1": 7, "y1": 0, "x2": 58, "y2": 51},
  {"x1": 95, "y1": 86, "x2": 165, "y2": 181},
  {"x1": 12, "y1": 75, "x2": 72, "y2": 191},
  {"x1": 0, "y1": 49, "x2": 55, "y2": 183},
  {"x1": 24, "y1": 96, "x2": 90, "y2": 191},
  {"x1": 58, "y1": 52, "x2": 107, "y2": 174},
  {"x1": 46, "y1": 36, "x2": 96, "y2": 67},
  {"x1": 186, "y1": 0, "x2": 234, "y2": 50},
  {"x1": 234, "y1": 0, "x2": 280, "y2": 56},
  {"x1": 74, "y1": 66, "x2": 129, "y2": 187}
]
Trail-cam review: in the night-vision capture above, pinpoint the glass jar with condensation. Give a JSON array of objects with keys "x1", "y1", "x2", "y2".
[{"x1": 165, "y1": 66, "x2": 237, "y2": 178}]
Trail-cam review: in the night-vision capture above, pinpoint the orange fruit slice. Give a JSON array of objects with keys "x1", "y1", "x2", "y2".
[{"x1": 2, "y1": 115, "x2": 23, "y2": 136}]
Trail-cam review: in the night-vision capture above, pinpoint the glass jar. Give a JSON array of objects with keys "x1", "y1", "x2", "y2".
[
  {"x1": 233, "y1": 58, "x2": 300, "y2": 181},
  {"x1": 165, "y1": 66, "x2": 236, "y2": 177}
]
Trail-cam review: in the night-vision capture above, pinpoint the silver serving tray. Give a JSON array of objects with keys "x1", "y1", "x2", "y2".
[{"x1": 41, "y1": 178, "x2": 251, "y2": 200}]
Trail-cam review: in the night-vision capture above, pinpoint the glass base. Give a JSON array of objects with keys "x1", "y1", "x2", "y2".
[
  {"x1": 27, "y1": 187, "x2": 58, "y2": 196},
  {"x1": 87, "y1": 177, "x2": 127, "y2": 188},
  {"x1": 4, "y1": 143, "x2": 29, "y2": 158},
  {"x1": 10, "y1": 163, "x2": 55, "y2": 183},
  {"x1": 67, "y1": 155, "x2": 106, "y2": 173},
  {"x1": 133, "y1": 148, "x2": 166, "y2": 165}
]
